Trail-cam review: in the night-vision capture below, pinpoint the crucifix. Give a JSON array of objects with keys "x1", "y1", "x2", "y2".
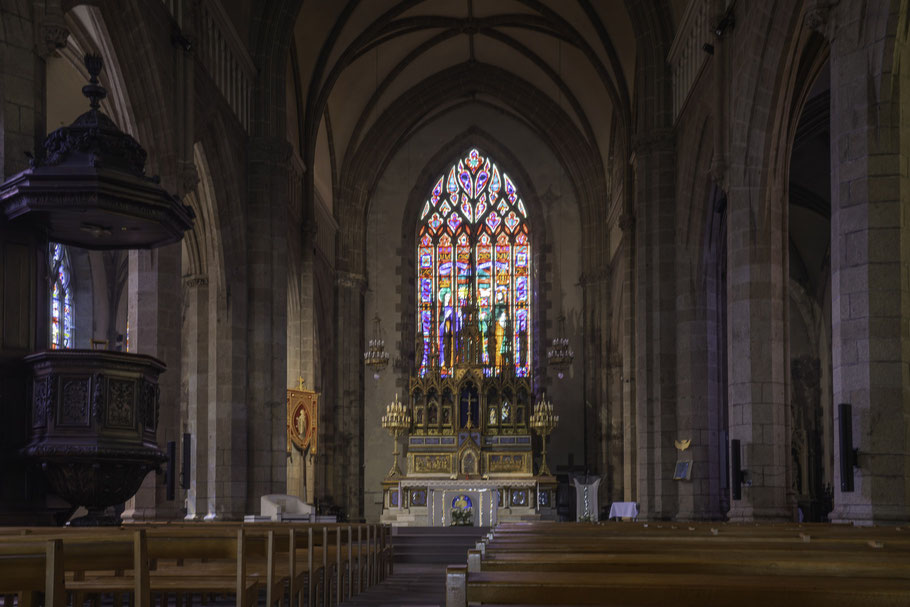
[{"x1": 463, "y1": 390, "x2": 477, "y2": 430}]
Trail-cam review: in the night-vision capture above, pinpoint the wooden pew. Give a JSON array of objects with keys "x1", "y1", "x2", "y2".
[
  {"x1": 0, "y1": 520, "x2": 390, "y2": 607},
  {"x1": 447, "y1": 522, "x2": 910, "y2": 606}
]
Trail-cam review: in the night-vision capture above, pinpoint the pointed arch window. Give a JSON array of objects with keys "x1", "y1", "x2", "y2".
[
  {"x1": 417, "y1": 148, "x2": 531, "y2": 377},
  {"x1": 49, "y1": 242, "x2": 74, "y2": 349}
]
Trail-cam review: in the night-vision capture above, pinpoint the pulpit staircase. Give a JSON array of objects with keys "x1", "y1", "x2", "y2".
[{"x1": 392, "y1": 526, "x2": 489, "y2": 564}]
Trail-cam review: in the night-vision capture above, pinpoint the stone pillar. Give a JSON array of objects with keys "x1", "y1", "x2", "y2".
[
  {"x1": 181, "y1": 275, "x2": 209, "y2": 520},
  {"x1": 206, "y1": 275, "x2": 246, "y2": 520},
  {"x1": 246, "y1": 135, "x2": 291, "y2": 514},
  {"x1": 0, "y1": 0, "x2": 61, "y2": 523},
  {"x1": 336, "y1": 270, "x2": 366, "y2": 520},
  {"x1": 725, "y1": 180, "x2": 790, "y2": 523},
  {"x1": 632, "y1": 130, "x2": 678, "y2": 519},
  {"x1": 828, "y1": 0, "x2": 910, "y2": 524},
  {"x1": 619, "y1": 215, "x2": 637, "y2": 504},
  {"x1": 675, "y1": 250, "x2": 724, "y2": 520},
  {"x1": 123, "y1": 244, "x2": 183, "y2": 521}
]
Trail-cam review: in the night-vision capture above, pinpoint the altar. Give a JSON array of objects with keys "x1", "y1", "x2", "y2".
[{"x1": 377, "y1": 291, "x2": 559, "y2": 527}]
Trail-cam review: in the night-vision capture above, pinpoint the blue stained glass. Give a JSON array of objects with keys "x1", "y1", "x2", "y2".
[
  {"x1": 447, "y1": 166, "x2": 459, "y2": 194},
  {"x1": 489, "y1": 165, "x2": 501, "y2": 196},
  {"x1": 475, "y1": 160, "x2": 490, "y2": 194},
  {"x1": 447, "y1": 213, "x2": 462, "y2": 232},
  {"x1": 417, "y1": 149, "x2": 531, "y2": 377},
  {"x1": 516, "y1": 277, "x2": 528, "y2": 301},
  {"x1": 48, "y1": 242, "x2": 74, "y2": 350},
  {"x1": 431, "y1": 176, "x2": 444, "y2": 205}
]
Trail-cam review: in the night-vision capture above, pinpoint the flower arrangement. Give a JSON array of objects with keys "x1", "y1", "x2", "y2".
[{"x1": 450, "y1": 507, "x2": 473, "y2": 526}]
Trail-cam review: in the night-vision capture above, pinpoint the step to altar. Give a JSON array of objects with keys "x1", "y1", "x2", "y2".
[{"x1": 392, "y1": 526, "x2": 489, "y2": 564}]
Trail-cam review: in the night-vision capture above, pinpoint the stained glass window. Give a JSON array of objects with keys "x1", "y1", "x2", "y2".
[
  {"x1": 49, "y1": 243, "x2": 74, "y2": 349},
  {"x1": 417, "y1": 148, "x2": 531, "y2": 377}
]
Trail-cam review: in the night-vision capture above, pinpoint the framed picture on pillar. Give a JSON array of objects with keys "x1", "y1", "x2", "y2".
[{"x1": 673, "y1": 460, "x2": 692, "y2": 481}]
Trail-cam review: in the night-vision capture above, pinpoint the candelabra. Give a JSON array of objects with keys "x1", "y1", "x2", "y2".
[
  {"x1": 380, "y1": 392, "x2": 411, "y2": 478},
  {"x1": 364, "y1": 315, "x2": 390, "y2": 379},
  {"x1": 530, "y1": 394, "x2": 559, "y2": 476},
  {"x1": 546, "y1": 314, "x2": 574, "y2": 379}
]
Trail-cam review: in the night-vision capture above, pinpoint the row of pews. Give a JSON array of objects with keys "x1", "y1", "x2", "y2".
[
  {"x1": 446, "y1": 520, "x2": 910, "y2": 606},
  {"x1": 0, "y1": 521, "x2": 391, "y2": 607}
]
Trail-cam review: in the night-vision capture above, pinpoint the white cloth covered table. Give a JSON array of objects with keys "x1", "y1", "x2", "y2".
[{"x1": 608, "y1": 501, "x2": 639, "y2": 520}]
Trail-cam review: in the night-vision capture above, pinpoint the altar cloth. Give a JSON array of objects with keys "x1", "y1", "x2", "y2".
[{"x1": 608, "y1": 501, "x2": 640, "y2": 520}]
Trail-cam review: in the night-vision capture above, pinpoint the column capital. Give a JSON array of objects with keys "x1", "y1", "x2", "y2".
[{"x1": 804, "y1": 0, "x2": 839, "y2": 41}]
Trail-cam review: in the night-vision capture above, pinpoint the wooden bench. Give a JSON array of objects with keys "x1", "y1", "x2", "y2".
[
  {"x1": 0, "y1": 521, "x2": 391, "y2": 607},
  {"x1": 447, "y1": 522, "x2": 910, "y2": 606}
]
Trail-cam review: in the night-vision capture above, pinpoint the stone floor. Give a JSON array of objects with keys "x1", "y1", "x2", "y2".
[{"x1": 338, "y1": 562, "x2": 447, "y2": 607}]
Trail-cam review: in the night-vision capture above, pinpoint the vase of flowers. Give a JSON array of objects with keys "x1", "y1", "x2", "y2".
[{"x1": 450, "y1": 507, "x2": 473, "y2": 526}]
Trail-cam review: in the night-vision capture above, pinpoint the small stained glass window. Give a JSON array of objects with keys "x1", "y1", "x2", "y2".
[{"x1": 49, "y1": 243, "x2": 74, "y2": 349}]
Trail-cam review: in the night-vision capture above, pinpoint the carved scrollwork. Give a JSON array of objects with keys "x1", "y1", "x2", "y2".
[
  {"x1": 91, "y1": 372, "x2": 105, "y2": 423},
  {"x1": 33, "y1": 375, "x2": 57, "y2": 428},
  {"x1": 45, "y1": 121, "x2": 149, "y2": 177},
  {"x1": 60, "y1": 378, "x2": 90, "y2": 426},
  {"x1": 141, "y1": 380, "x2": 160, "y2": 430},
  {"x1": 108, "y1": 379, "x2": 134, "y2": 427}
]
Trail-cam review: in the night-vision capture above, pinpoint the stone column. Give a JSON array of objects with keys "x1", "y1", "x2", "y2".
[
  {"x1": 632, "y1": 130, "x2": 678, "y2": 519},
  {"x1": 246, "y1": 135, "x2": 291, "y2": 513},
  {"x1": 675, "y1": 248, "x2": 724, "y2": 520},
  {"x1": 619, "y1": 214, "x2": 637, "y2": 504},
  {"x1": 0, "y1": 0, "x2": 61, "y2": 523},
  {"x1": 181, "y1": 275, "x2": 209, "y2": 520},
  {"x1": 725, "y1": 176, "x2": 790, "y2": 523},
  {"x1": 828, "y1": 0, "x2": 910, "y2": 524},
  {"x1": 336, "y1": 270, "x2": 366, "y2": 520},
  {"x1": 123, "y1": 244, "x2": 183, "y2": 521}
]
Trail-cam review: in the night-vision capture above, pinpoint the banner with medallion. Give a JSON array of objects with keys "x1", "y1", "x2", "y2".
[{"x1": 287, "y1": 379, "x2": 318, "y2": 454}]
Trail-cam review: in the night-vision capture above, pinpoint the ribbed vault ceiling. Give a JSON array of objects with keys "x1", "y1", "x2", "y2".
[{"x1": 289, "y1": 0, "x2": 650, "y2": 207}]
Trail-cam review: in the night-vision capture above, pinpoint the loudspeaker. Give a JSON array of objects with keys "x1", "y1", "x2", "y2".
[
  {"x1": 166, "y1": 440, "x2": 176, "y2": 501},
  {"x1": 181, "y1": 433, "x2": 191, "y2": 490},
  {"x1": 731, "y1": 439, "x2": 742, "y2": 501},
  {"x1": 838, "y1": 403, "x2": 858, "y2": 492}
]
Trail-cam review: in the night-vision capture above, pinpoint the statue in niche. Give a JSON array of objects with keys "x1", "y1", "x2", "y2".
[
  {"x1": 442, "y1": 407, "x2": 451, "y2": 425},
  {"x1": 428, "y1": 402, "x2": 438, "y2": 425},
  {"x1": 415, "y1": 407, "x2": 424, "y2": 425}
]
